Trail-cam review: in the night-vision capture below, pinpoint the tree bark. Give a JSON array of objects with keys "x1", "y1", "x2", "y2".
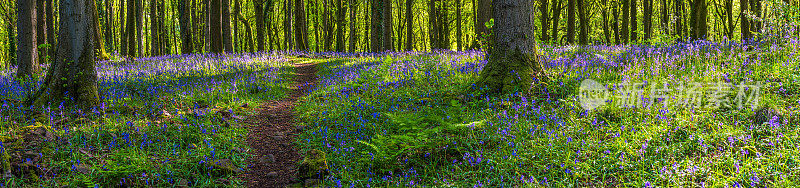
[
  {"x1": 427, "y1": 0, "x2": 437, "y2": 50},
  {"x1": 335, "y1": 0, "x2": 346, "y2": 51},
  {"x1": 150, "y1": 0, "x2": 161, "y2": 56},
  {"x1": 180, "y1": 0, "x2": 194, "y2": 54},
  {"x1": 222, "y1": 0, "x2": 232, "y2": 52},
  {"x1": 550, "y1": 0, "x2": 561, "y2": 44},
  {"x1": 47, "y1": 0, "x2": 55, "y2": 59},
  {"x1": 690, "y1": 0, "x2": 707, "y2": 39},
  {"x1": 577, "y1": 0, "x2": 588, "y2": 45},
  {"x1": 629, "y1": 0, "x2": 637, "y2": 42},
  {"x1": 660, "y1": 0, "x2": 668, "y2": 36},
  {"x1": 294, "y1": 0, "x2": 308, "y2": 50},
  {"x1": 643, "y1": 0, "x2": 652, "y2": 41},
  {"x1": 567, "y1": 0, "x2": 575, "y2": 44},
  {"x1": 36, "y1": 0, "x2": 47, "y2": 61},
  {"x1": 478, "y1": 0, "x2": 540, "y2": 93},
  {"x1": 382, "y1": 0, "x2": 393, "y2": 51},
  {"x1": 740, "y1": 0, "x2": 750, "y2": 41},
  {"x1": 404, "y1": 0, "x2": 413, "y2": 51},
  {"x1": 475, "y1": 0, "x2": 492, "y2": 48},
  {"x1": 370, "y1": 0, "x2": 384, "y2": 52},
  {"x1": 613, "y1": 0, "x2": 620, "y2": 44},
  {"x1": 16, "y1": 0, "x2": 39, "y2": 78},
  {"x1": 31, "y1": 0, "x2": 99, "y2": 108},
  {"x1": 136, "y1": 0, "x2": 144, "y2": 56},
  {"x1": 210, "y1": 0, "x2": 223, "y2": 53},
  {"x1": 284, "y1": 0, "x2": 293, "y2": 50},
  {"x1": 602, "y1": 0, "x2": 611, "y2": 43},
  {"x1": 456, "y1": 0, "x2": 462, "y2": 51},
  {"x1": 539, "y1": 0, "x2": 549, "y2": 42},
  {"x1": 349, "y1": 0, "x2": 357, "y2": 52},
  {"x1": 621, "y1": 0, "x2": 629, "y2": 43}
]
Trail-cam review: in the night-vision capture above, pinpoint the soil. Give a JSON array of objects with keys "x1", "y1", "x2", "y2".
[{"x1": 241, "y1": 60, "x2": 317, "y2": 188}]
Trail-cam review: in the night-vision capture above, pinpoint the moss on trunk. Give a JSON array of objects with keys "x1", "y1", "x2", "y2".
[{"x1": 477, "y1": 47, "x2": 541, "y2": 93}]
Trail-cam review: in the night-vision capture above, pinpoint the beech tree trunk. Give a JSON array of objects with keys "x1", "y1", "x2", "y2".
[
  {"x1": 629, "y1": 0, "x2": 637, "y2": 42},
  {"x1": 477, "y1": 0, "x2": 541, "y2": 93},
  {"x1": 336, "y1": 0, "x2": 346, "y2": 51},
  {"x1": 370, "y1": 0, "x2": 384, "y2": 52},
  {"x1": 643, "y1": 0, "x2": 652, "y2": 41},
  {"x1": 613, "y1": 0, "x2": 620, "y2": 44},
  {"x1": 456, "y1": 0, "x2": 463, "y2": 51},
  {"x1": 577, "y1": 0, "x2": 588, "y2": 45},
  {"x1": 31, "y1": 0, "x2": 99, "y2": 108},
  {"x1": 740, "y1": 0, "x2": 750, "y2": 41},
  {"x1": 294, "y1": 0, "x2": 308, "y2": 50},
  {"x1": 210, "y1": 0, "x2": 223, "y2": 53},
  {"x1": 474, "y1": 0, "x2": 492, "y2": 48},
  {"x1": 16, "y1": 0, "x2": 39, "y2": 79},
  {"x1": 550, "y1": 0, "x2": 561, "y2": 44},
  {"x1": 621, "y1": 0, "x2": 629, "y2": 42},
  {"x1": 404, "y1": 0, "x2": 413, "y2": 51},
  {"x1": 539, "y1": 0, "x2": 549, "y2": 42},
  {"x1": 36, "y1": 0, "x2": 46, "y2": 62},
  {"x1": 382, "y1": 0, "x2": 393, "y2": 51},
  {"x1": 180, "y1": 0, "x2": 194, "y2": 54},
  {"x1": 691, "y1": 0, "x2": 707, "y2": 39},
  {"x1": 349, "y1": 0, "x2": 357, "y2": 52},
  {"x1": 222, "y1": 0, "x2": 232, "y2": 52},
  {"x1": 284, "y1": 0, "x2": 293, "y2": 50},
  {"x1": 567, "y1": 0, "x2": 575, "y2": 44}
]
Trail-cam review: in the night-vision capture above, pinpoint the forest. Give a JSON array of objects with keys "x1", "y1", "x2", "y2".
[{"x1": 0, "y1": 0, "x2": 799, "y2": 187}]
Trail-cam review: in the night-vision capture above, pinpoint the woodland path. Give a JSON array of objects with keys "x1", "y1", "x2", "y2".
[{"x1": 241, "y1": 59, "x2": 318, "y2": 188}]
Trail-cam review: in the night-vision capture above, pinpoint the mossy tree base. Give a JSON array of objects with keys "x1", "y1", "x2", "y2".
[
  {"x1": 477, "y1": 48, "x2": 542, "y2": 94},
  {"x1": 27, "y1": 0, "x2": 100, "y2": 110}
]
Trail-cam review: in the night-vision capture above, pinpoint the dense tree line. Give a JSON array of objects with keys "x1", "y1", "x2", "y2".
[{"x1": 1, "y1": 0, "x2": 798, "y2": 65}]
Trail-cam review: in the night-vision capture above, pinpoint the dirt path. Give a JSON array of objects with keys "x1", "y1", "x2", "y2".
[{"x1": 242, "y1": 60, "x2": 317, "y2": 188}]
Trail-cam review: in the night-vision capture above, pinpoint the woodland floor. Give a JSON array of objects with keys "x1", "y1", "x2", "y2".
[{"x1": 241, "y1": 59, "x2": 317, "y2": 188}]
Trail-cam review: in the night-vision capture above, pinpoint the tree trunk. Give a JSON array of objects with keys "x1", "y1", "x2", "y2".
[
  {"x1": 349, "y1": 0, "x2": 357, "y2": 52},
  {"x1": 567, "y1": 0, "x2": 575, "y2": 44},
  {"x1": 92, "y1": 1, "x2": 108, "y2": 60},
  {"x1": 660, "y1": 0, "x2": 668, "y2": 36},
  {"x1": 691, "y1": 0, "x2": 707, "y2": 39},
  {"x1": 294, "y1": 0, "x2": 308, "y2": 50},
  {"x1": 16, "y1": 0, "x2": 39, "y2": 79},
  {"x1": 724, "y1": 0, "x2": 733, "y2": 39},
  {"x1": 674, "y1": 0, "x2": 683, "y2": 39},
  {"x1": 335, "y1": 0, "x2": 345, "y2": 51},
  {"x1": 749, "y1": 0, "x2": 760, "y2": 34},
  {"x1": 475, "y1": 0, "x2": 491, "y2": 48},
  {"x1": 209, "y1": 0, "x2": 222, "y2": 53},
  {"x1": 180, "y1": 0, "x2": 194, "y2": 54},
  {"x1": 439, "y1": 1, "x2": 449, "y2": 49},
  {"x1": 621, "y1": 0, "x2": 629, "y2": 43},
  {"x1": 477, "y1": 0, "x2": 540, "y2": 93},
  {"x1": 47, "y1": 0, "x2": 55, "y2": 59},
  {"x1": 602, "y1": 0, "x2": 611, "y2": 43},
  {"x1": 643, "y1": 0, "x2": 652, "y2": 41},
  {"x1": 613, "y1": 0, "x2": 620, "y2": 44},
  {"x1": 404, "y1": 0, "x2": 413, "y2": 51},
  {"x1": 370, "y1": 0, "x2": 384, "y2": 52},
  {"x1": 125, "y1": 0, "x2": 137, "y2": 57},
  {"x1": 284, "y1": 0, "x2": 293, "y2": 50},
  {"x1": 539, "y1": 0, "x2": 549, "y2": 42},
  {"x1": 577, "y1": 0, "x2": 588, "y2": 45},
  {"x1": 31, "y1": 0, "x2": 99, "y2": 108},
  {"x1": 136, "y1": 0, "x2": 144, "y2": 56},
  {"x1": 222, "y1": 0, "x2": 232, "y2": 52},
  {"x1": 105, "y1": 0, "x2": 115, "y2": 53},
  {"x1": 629, "y1": 0, "x2": 637, "y2": 42},
  {"x1": 382, "y1": 0, "x2": 393, "y2": 51},
  {"x1": 36, "y1": 0, "x2": 47, "y2": 62},
  {"x1": 740, "y1": 0, "x2": 750, "y2": 41},
  {"x1": 427, "y1": 0, "x2": 437, "y2": 50},
  {"x1": 550, "y1": 0, "x2": 561, "y2": 44},
  {"x1": 456, "y1": 0, "x2": 462, "y2": 51},
  {"x1": 150, "y1": 0, "x2": 161, "y2": 56},
  {"x1": 6, "y1": 22, "x2": 15, "y2": 68}
]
